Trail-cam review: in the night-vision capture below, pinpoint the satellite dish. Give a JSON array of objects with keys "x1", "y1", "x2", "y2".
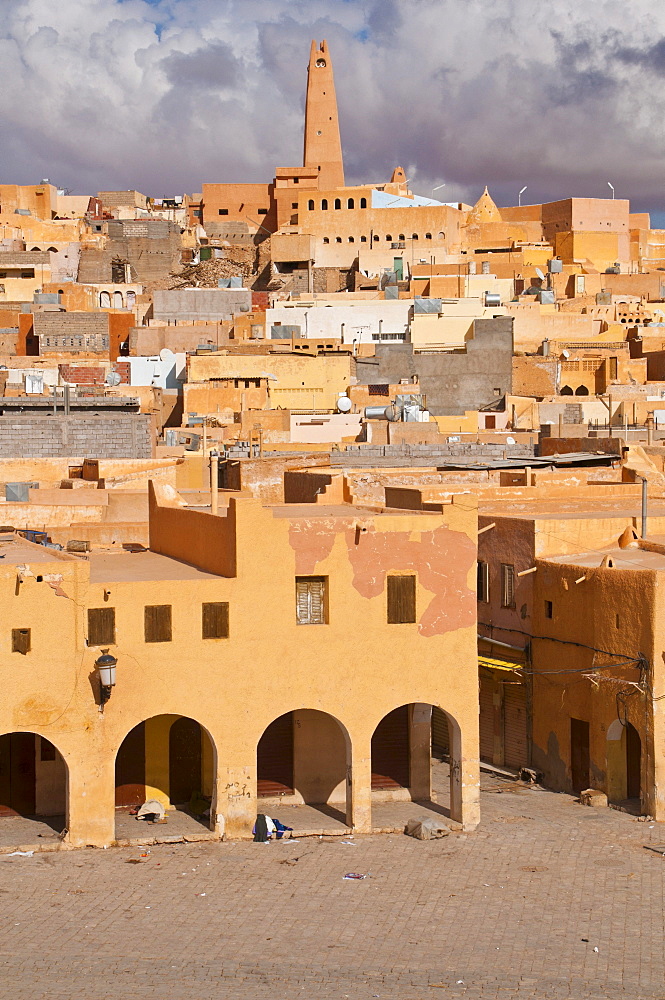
[
  {"x1": 105, "y1": 371, "x2": 121, "y2": 387},
  {"x1": 337, "y1": 395, "x2": 352, "y2": 413},
  {"x1": 159, "y1": 348, "x2": 175, "y2": 362},
  {"x1": 561, "y1": 349, "x2": 570, "y2": 359},
  {"x1": 506, "y1": 436, "x2": 516, "y2": 445},
  {"x1": 535, "y1": 267, "x2": 546, "y2": 281}
]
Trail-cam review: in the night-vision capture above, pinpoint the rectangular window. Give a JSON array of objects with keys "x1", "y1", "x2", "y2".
[
  {"x1": 477, "y1": 561, "x2": 489, "y2": 603},
  {"x1": 291, "y1": 202, "x2": 298, "y2": 209},
  {"x1": 544, "y1": 600, "x2": 553, "y2": 619},
  {"x1": 257, "y1": 208, "x2": 268, "y2": 215},
  {"x1": 144, "y1": 605, "x2": 172, "y2": 643},
  {"x1": 387, "y1": 575, "x2": 417, "y2": 624},
  {"x1": 202, "y1": 602, "x2": 229, "y2": 639},
  {"x1": 501, "y1": 564, "x2": 515, "y2": 608},
  {"x1": 218, "y1": 208, "x2": 228, "y2": 215},
  {"x1": 12, "y1": 628, "x2": 31, "y2": 654},
  {"x1": 87, "y1": 607, "x2": 115, "y2": 646},
  {"x1": 295, "y1": 577, "x2": 327, "y2": 625}
]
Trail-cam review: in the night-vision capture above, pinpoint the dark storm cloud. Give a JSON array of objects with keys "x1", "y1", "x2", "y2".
[
  {"x1": 0, "y1": 0, "x2": 664, "y2": 216},
  {"x1": 615, "y1": 37, "x2": 665, "y2": 75},
  {"x1": 163, "y1": 41, "x2": 241, "y2": 89}
]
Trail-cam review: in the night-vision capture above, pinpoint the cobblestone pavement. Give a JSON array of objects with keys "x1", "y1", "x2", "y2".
[{"x1": 1, "y1": 768, "x2": 664, "y2": 1000}]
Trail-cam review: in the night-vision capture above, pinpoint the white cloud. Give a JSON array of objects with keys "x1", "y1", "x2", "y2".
[{"x1": 1, "y1": 0, "x2": 664, "y2": 213}]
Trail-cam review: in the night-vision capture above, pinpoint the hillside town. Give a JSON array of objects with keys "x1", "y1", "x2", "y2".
[{"x1": 1, "y1": 37, "x2": 665, "y2": 858}]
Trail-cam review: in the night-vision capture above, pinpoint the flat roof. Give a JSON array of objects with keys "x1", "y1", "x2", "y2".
[
  {"x1": 270, "y1": 504, "x2": 434, "y2": 518},
  {"x1": 480, "y1": 498, "x2": 665, "y2": 520},
  {"x1": 0, "y1": 534, "x2": 77, "y2": 568},
  {"x1": 547, "y1": 541, "x2": 665, "y2": 571},
  {"x1": 89, "y1": 550, "x2": 222, "y2": 583}
]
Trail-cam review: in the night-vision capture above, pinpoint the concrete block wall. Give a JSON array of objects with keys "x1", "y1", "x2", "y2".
[
  {"x1": 34, "y1": 313, "x2": 108, "y2": 337},
  {"x1": 0, "y1": 414, "x2": 152, "y2": 458}
]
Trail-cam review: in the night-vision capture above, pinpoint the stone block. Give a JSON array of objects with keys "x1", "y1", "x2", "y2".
[{"x1": 580, "y1": 788, "x2": 608, "y2": 808}]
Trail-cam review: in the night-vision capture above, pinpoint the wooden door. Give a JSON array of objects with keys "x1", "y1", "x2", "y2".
[
  {"x1": 169, "y1": 718, "x2": 202, "y2": 805},
  {"x1": 570, "y1": 718, "x2": 590, "y2": 793},
  {"x1": 371, "y1": 706, "x2": 410, "y2": 790}
]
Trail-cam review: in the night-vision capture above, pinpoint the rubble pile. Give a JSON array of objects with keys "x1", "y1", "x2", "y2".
[{"x1": 169, "y1": 243, "x2": 259, "y2": 289}]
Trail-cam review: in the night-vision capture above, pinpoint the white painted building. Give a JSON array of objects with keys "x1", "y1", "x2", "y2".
[{"x1": 266, "y1": 299, "x2": 413, "y2": 345}]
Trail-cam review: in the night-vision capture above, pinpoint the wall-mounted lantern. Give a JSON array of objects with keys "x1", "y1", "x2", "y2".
[{"x1": 95, "y1": 649, "x2": 117, "y2": 712}]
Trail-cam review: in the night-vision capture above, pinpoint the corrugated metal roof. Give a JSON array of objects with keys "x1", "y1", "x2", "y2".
[{"x1": 479, "y1": 655, "x2": 523, "y2": 672}]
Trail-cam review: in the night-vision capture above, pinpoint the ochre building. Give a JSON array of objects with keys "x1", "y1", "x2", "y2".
[{"x1": 0, "y1": 486, "x2": 480, "y2": 846}]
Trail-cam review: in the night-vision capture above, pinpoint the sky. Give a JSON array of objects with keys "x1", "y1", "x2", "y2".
[{"x1": 2, "y1": 0, "x2": 665, "y2": 220}]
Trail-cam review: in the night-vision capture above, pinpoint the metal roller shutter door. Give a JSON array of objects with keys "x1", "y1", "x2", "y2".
[
  {"x1": 257, "y1": 713, "x2": 294, "y2": 797},
  {"x1": 371, "y1": 706, "x2": 410, "y2": 790},
  {"x1": 115, "y1": 722, "x2": 146, "y2": 808},
  {"x1": 503, "y1": 684, "x2": 528, "y2": 770},
  {"x1": 432, "y1": 707, "x2": 449, "y2": 758},
  {"x1": 479, "y1": 676, "x2": 494, "y2": 764}
]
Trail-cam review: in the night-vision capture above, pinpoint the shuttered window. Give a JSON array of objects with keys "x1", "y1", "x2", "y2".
[
  {"x1": 88, "y1": 607, "x2": 115, "y2": 646},
  {"x1": 11, "y1": 628, "x2": 31, "y2": 654},
  {"x1": 387, "y1": 575, "x2": 416, "y2": 624},
  {"x1": 202, "y1": 602, "x2": 229, "y2": 639},
  {"x1": 295, "y1": 577, "x2": 327, "y2": 625},
  {"x1": 477, "y1": 561, "x2": 489, "y2": 603},
  {"x1": 501, "y1": 564, "x2": 515, "y2": 608},
  {"x1": 144, "y1": 605, "x2": 172, "y2": 643}
]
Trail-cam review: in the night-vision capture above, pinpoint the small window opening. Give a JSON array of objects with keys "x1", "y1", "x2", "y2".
[{"x1": 12, "y1": 628, "x2": 31, "y2": 654}]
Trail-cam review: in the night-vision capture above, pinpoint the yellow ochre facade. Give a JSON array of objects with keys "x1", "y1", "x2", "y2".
[{"x1": 0, "y1": 486, "x2": 480, "y2": 846}]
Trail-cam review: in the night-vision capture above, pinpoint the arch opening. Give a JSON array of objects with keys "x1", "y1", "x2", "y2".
[
  {"x1": 0, "y1": 732, "x2": 67, "y2": 837},
  {"x1": 114, "y1": 715, "x2": 216, "y2": 838},
  {"x1": 370, "y1": 703, "x2": 466, "y2": 828},
  {"x1": 606, "y1": 718, "x2": 641, "y2": 809},
  {"x1": 257, "y1": 709, "x2": 351, "y2": 828}
]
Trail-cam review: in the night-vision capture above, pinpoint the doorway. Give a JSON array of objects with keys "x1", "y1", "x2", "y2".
[
  {"x1": 570, "y1": 717, "x2": 590, "y2": 793},
  {"x1": 625, "y1": 722, "x2": 641, "y2": 800}
]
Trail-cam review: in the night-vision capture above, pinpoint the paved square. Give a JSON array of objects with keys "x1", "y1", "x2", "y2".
[{"x1": 1, "y1": 768, "x2": 663, "y2": 999}]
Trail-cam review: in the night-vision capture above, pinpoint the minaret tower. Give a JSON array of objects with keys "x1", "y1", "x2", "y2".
[{"x1": 303, "y1": 40, "x2": 345, "y2": 190}]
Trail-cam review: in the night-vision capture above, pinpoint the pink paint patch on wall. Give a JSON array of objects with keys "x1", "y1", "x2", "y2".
[
  {"x1": 288, "y1": 519, "x2": 337, "y2": 574},
  {"x1": 345, "y1": 525, "x2": 476, "y2": 637}
]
